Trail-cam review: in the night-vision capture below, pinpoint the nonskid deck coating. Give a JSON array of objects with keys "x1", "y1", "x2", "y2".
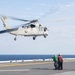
[
  {"x1": 0, "y1": 61, "x2": 75, "y2": 75},
  {"x1": 52, "y1": 71, "x2": 75, "y2": 75}
]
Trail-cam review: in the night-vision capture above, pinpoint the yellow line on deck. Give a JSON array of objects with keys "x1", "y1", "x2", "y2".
[{"x1": 0, "y1": 61, "x2": 52, "y2": 68}]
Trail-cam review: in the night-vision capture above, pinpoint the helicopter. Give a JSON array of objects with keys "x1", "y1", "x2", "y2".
[{"x1": 0, "y1": 16, "x2": 48, "y2": 41}]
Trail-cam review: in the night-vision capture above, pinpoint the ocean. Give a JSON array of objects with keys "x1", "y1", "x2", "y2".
[{"x1": 0, "y1": 55, "x2": 75, "y2": 61}]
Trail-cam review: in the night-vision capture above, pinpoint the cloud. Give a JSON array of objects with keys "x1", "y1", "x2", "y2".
[
  {"x1": 39, "y1": 3, "x2": 47, "y2": 6},
  {"x1": 47, "y1": 18, "x2": 66, "y2": 22},
  {"x1": 60, "y1": 2, "x2": 75, "y2": 9}
]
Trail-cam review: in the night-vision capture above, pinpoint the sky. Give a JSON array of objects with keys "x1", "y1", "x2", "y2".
[{"x1": 0, "y1": 0, "x2": 75, "y2": 55}]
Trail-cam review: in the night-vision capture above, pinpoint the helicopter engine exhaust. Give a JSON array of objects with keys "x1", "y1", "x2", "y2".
[
  {"x1": 44, "y1": 27, "x2": 47, "y2": 31},
  {"x1": 43, "y1": 27, "x2": 48, "y2": 38}
]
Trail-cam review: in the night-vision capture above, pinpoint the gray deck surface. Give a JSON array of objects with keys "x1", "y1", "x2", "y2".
[{"x1": 0, "y1": 61, "x2": 75, "y2": 75}]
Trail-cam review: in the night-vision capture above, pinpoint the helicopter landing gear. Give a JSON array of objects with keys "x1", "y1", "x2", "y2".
[
  {"x1": 14, "y1": 36, "x2": 17, "y2": 41},
  {"x1": 44, "y1": 35, "x2": 46, "y2": 38},
  {"x1": 33, "y1": 36, "x2": 36, "y2": 40}
]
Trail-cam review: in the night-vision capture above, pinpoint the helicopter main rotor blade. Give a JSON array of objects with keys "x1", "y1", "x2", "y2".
[
  {"x1": 0, "y1": 15, "x2": 38, "y2": 23},
  {"x1": 12, "y1": 20, "x2": 38, "y2": 28},
  {"x1": 16, "y1": 23, "x2": 30, "y2": 27},
  {"x1": 7, "y1": 16, "x2": 30, "y2": 22},
  {"x1": 0, "y1": 15, "x2": 30, "y2": 22},
  {"x1": 29, "y1": 20, "x2": 38, "y2": 23},
  {"x1": 10, "y1": 17, "x2": 38, "y2": 23},
  {"x1": 5, "y1": 16, "x2": 38, "y2": 23}
]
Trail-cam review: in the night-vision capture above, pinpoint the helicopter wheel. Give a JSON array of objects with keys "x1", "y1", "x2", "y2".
[
  {"x1": 44, "y1": 35, "x2": 46, "y2": 38},
  {"x1": 33, "y1": 37, "x2": 36, "y2": 40},
  {"x1": 14, "y1": 37, "x2": 16, "y2": 41}
]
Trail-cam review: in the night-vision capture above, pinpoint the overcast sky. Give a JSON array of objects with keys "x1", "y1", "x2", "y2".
[{"x1": 0, "y1": 0, "x2": 75, "y2": 55}]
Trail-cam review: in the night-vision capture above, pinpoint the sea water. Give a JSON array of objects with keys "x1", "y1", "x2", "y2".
[{"x1": 0, "y1": 55, "x2": 75, "y2": 61}]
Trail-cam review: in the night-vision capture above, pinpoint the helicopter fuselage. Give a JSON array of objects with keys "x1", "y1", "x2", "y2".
[
  {"x1": 0, "y1": 16, "x2": 48, "y2": 40},
  {"x1": 10, "y1": 25, "x2": 48, "y2": 37}
]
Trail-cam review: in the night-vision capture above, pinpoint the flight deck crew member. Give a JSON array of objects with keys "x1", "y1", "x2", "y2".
[
  {"x1": 58, "y1": 54, "x2": 63, "y2": 70},
  {"x1": 52, "y1": 55, "x2": 58, "y2": 70}
]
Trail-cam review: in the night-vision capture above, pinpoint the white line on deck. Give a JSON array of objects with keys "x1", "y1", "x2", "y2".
[{"x1": 0, "y1": 69, "x2": 29, "y2": 72}]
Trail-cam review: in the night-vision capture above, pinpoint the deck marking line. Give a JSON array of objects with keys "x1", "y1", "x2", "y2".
[{"x1": 0, "y1": 69, "x2": 29, "y2": 72}]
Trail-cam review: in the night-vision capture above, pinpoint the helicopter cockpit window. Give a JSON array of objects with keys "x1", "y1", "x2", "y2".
[{"x1": 30, "y1": 24, "x2": 35, "y2": 28}]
